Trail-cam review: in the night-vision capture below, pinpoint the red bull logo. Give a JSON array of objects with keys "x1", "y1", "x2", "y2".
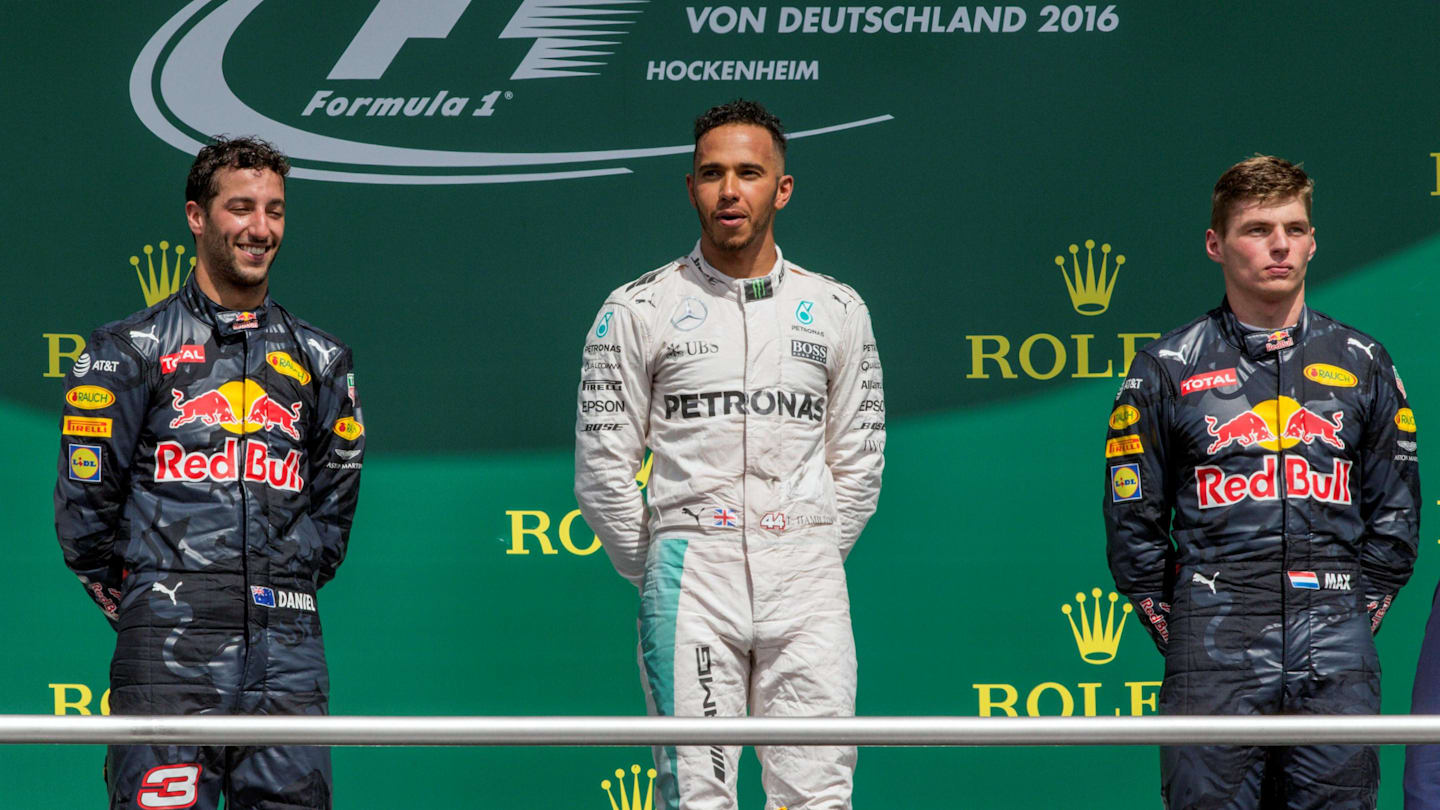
[
  {"x1": 1264, "y1": 329, "x2": 1294, "y2": 352},
  {"x1": 1195, "y1": 455, "x2": 1352, "y2": 509},
  {"x1": 168, "y1": 381, "x2": 303, "y2": 440},
  {"x1": 246, "y1": 396, "x2": 302, "y2": 440},
  {"x1": 154, "y1": 438, "x2": 303, "y2": 492},
  {"x1": 1204, "y1": 397, "x2": 1345, "y2": 454},
  {"x1": 1180, "y1": 368, "x2": 1238, "y2": 396}
]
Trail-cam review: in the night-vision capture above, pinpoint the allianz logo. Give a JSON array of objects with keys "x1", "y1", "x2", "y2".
[{"x1": 131, "y1": 0, "x2": 891, "y2": 184}]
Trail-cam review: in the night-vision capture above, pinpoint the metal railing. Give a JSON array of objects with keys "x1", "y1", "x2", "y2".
[{"x1": 7, "y1": 715, "x2": 1440, "y2": 747}]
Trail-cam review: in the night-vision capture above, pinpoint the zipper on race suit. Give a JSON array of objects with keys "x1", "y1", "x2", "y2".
[
  {"x1": 239, "y1": 331, "x2": 252, "y2": 707},
  {"x1": 1276, "y1": 341, "x2": 1288, "y2": 712}
]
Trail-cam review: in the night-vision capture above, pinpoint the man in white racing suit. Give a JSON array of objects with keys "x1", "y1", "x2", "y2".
[{"x1": 574, "y1": 99, "x2": 885, "y2": 810}]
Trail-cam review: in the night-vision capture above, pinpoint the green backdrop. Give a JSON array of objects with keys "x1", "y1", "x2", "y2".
[{"x1": 4, "y1": 1, "x2": 1439, "y2": 806}]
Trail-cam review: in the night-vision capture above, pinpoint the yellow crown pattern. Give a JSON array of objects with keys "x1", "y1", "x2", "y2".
[
  {"x1": 130, "y1": 241, "x2": 195, "y2": 307},
  {"x1": 1055, "y1": 239, "x2": 1124, "y2": 316},
  {"x1": 602, "y1": 764, "x2": 656, "y2": 810},
  {"x1": 1062, "y1": 588, "x2": 1131, "y2": 665}
]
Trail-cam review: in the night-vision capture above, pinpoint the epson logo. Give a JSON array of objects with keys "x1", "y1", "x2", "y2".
[
  {"x1": 858, "y1": 398, "x2": 885, "y2": 412},
  {"x1": 790, "y1": 340, "x2": 828, "y2": 365},
  {"x1": 663, "y1": 390, "x2": 826, "y2": 422},
  {"x1": 582, "y1": 380, "x2": 623, "y2": 391},
  {"x1": 582, "y1": 399, "x2": 626, "y2": 413}
]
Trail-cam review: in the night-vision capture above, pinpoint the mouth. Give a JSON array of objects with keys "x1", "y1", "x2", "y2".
[
  {"x1": 715, "y1": 210, "x2": 747, "y2": 228},
  {"x1": 237, "y1": 243, "x2": 271, "y2": 263}
]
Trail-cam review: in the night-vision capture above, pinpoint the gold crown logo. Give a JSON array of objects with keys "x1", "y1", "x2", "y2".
[
  {"x1": 130, "y1": 241, "x2": 194, "y2": 307},
  {"x1": 1055, "y1": 239, "x2": 1124, "y2": 316},
  {"x1": 1062, "y1": 588, "x2": 1131, "y2": 665},
  {"x1": 602, "y1": 764, "x2": 656, "y2": 810}
]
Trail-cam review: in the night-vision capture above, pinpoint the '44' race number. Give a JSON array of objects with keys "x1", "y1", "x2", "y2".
[
  {"x1": 761, "y1": 512, "x2": 786, "y2": 531},
  {"x1": 138, "y1": 763, "x2": 203, "y2": 809}
]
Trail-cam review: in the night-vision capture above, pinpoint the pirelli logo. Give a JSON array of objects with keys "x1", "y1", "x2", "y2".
[
  {"x1": 791, "y1": 340, "x2": 827, "y2": 365},
  {"x1": 63, "y1": 416, "x2": 113, "y2": 438}
]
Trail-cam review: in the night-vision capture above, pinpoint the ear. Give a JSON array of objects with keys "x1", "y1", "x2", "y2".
[
  {"x1": 685, "y1": 173, "x2": 697, "y2": 209},
  {"x1": 1307, "y1": 227, "x2": 1317, "y2": 260},
  {"x1": 773, "y1": 173, "x2": 794, "y2": 211},
  {"x1": 1204, "y1": 228, "x2": 1222, "y2": 264},
  {"x1": 185, "y1": 200, "x2": 206, "y2": 238}
]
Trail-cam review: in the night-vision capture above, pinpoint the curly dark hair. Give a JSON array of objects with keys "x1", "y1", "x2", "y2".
[
  {"x1": 693, "y1": 99, "x2": 786, "y2": 162},
  {"x1": 185, "y1": 136, "x2": 291, "y2": 211},
  {"x1": 1210, "y1": 155, "x2": 1313, "y2": 234}
]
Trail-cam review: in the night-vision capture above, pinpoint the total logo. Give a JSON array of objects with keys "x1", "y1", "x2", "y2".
[
  {"x1": 973, "y1": 587, "x2": 1159, "y2": 717},
  {"x1": 169, "y1": 380, "x2": 303, "y2": 440},
  {"x1": 965, "y1": 239, "x2": 1158, "y2": 382},
  {"x1": 1203, "y1": 396, "x2": 1343, "y2": 455},
  {"x1": 131, "y1": 0, "x2": 891, "y2": 184}
]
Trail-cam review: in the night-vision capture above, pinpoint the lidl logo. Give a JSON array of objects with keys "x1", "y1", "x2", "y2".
[
  {"x1": 1110, "y1": 463, "x2": 1140, "y2": 502},
  {"x1": 68, "y1": 444, "x2": 102, "y2": 483}
]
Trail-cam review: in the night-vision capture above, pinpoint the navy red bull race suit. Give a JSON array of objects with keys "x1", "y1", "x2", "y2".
[
  {"x1": 1104, "y1": 301, "x2": 1418, "y2": 809},
  {"x1": 54, "y1": 278, "x2": 364, "y2": 809}
]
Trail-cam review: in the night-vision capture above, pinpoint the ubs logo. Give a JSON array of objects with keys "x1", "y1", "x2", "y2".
[{"x1": 666, "y1": 341, "x2": 719, "y2": 358}]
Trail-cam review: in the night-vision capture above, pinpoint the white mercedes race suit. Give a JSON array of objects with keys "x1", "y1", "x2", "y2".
[{"x1": 575, "y1": 244, "x2": 885, "y2": 810}]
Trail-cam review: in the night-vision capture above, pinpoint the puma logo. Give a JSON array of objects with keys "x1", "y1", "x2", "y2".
[
  {"x1": 151, "y1": 581, "x2": 183, "y2": 605},
  {"x1": 681, "y1": 507, "x2": 702, "y2": 525},
  {"x1": 308, "y1": 338, "x2": 340, "y2": 365},
  {"x1": 129, "y1": 326, "x2": 160, "y2": 344},
  {"x1": 1347, "y1": 338, "x2": 1375, "y2": 359},
  {"x1": 832, "y1": 294, "x2": 849, "y2": 313},
  {"x1": 1157, "y1": 348, "x2": 1187, "y2": 362},
  {"x1": 1191, "y1": 571, "x2": 1219, "y2": 595}
]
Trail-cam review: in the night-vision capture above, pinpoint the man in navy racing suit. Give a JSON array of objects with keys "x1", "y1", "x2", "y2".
[
  {"x1": 1104, "y1": 156, "x2": 1418, "y2": 809},
  {"x1": 54, "y1": 137, "x2": 364, "y2": 810}
]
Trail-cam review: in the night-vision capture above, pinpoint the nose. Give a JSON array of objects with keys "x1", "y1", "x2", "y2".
[
  {"x1": 1269, "y1": 228, "x2": 1290, "y2": 256},
  {"x1": 247, "y1": 213, "x2": 272, "y2": 241},
  {"x1": 718, "y1": 171, "x2": 740, "y2": 201}
]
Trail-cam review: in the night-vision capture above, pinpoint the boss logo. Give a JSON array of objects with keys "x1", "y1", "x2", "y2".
[{"x1": 791, "y1": 340, "x2": 828, "y2": 364}]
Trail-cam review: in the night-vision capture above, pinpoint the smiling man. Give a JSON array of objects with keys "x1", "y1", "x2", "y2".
[
  {"x1": 575, "y1": 100, "x2": 885, "y2": 810},
  {"x1": 1104, "y1": 156, "x2": 1419, "y2": 809},
  {"x1": 54, "y1": 136, "x2": 364, "y2": 810}
]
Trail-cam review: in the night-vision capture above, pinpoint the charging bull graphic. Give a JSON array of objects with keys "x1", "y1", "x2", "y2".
[{"x1": 170, "y1": 385, "x2": 303, "y2": 440}]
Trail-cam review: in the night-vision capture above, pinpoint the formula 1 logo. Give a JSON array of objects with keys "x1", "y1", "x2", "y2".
[{"x1": 131, "y1": 0, "x2": 891, "y2": 184}]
